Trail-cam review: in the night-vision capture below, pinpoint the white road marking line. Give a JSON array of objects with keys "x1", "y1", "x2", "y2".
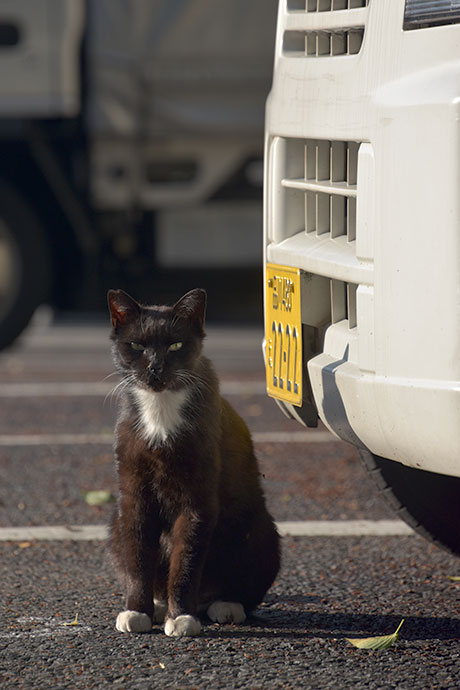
[
  {"x1": 0, "y1": 433, "x2": 114, "y2": 446},
  {"x1": 0, "y1": 380, "x2": 267, "y2": 397},
  {"x1": 0, "y1": 431, "x2": 338, "y2": 446},
  {"x1": 252, "y1": 431, "x2": 339, "y2": 444},
  {"x1": 277, "y1": 520, "x2": 414, "y2": 537},
  {"x1": 0, "y1": 616, "x2": 93, "y2": 639},
  {"x1": 0, "y1": 520, "x2": 414, "y2": 542},
  {"x1": 0, "y1": 382, "x2": 113, "y2": 397},
  {"x1": 0, "y1": 525, "x2": 107, "y2": 540}
]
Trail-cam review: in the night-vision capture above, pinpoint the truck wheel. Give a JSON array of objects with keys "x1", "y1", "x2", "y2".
[
  {"x1": 359, "y1": 449, "x2": 460, "y2": 557},
  {"x1": 0, "y1": 182, "x2": 51, "y2": 350}
]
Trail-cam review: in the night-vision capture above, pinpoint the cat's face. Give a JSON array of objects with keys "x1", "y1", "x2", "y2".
[{"x1": 108, "y1": 289, "x2": 206, "y2": 393}]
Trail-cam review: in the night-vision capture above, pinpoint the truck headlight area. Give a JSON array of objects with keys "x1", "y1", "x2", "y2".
[{"x1": 404, "y1": 0, "x2": 460, "y2": 29}]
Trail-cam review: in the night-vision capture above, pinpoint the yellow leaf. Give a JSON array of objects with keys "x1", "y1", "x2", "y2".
[
  {"x1": 83, "y1": 490, "x2": 115, "y2": 506},
  {"x1": 346, "y1": 619, "x2": 404, "y2": 650},
  {"x1": 64, "y1": 613, "x2": 79, "y2": 626},
  {"x1": 448, "y1": 576, "x2": 460, "y2": 582}
]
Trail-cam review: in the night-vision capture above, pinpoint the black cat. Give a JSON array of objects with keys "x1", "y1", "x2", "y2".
[{"x1": 107, "y1": 288, "x2": 280, "y2": 637}]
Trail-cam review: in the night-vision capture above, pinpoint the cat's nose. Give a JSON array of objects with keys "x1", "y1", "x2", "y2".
[
  {"x1": 147, "y1": 362, "x2": 163, "y2": 377},
  {"x1": 147, "y1": 363, "x2": 165, "y2": 390}
]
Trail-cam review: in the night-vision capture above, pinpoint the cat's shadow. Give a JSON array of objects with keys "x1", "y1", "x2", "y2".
[{"x1": 202, "y1": 605, "x2": 460, "y2": 642}]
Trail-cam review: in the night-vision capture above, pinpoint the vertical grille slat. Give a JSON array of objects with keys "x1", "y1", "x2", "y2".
[
  {"x1": 347, "y1": 142, "x2": 358, "y2": 185},
  {"x1": 331, "y1": 279, "x2": 347, "y2": 324},
  {"x1": 331, "y1": 141, "x2": 346, "y2": 183},
  {"x1": 316, "y1": 193, "x2": 330, "y2": 235},
  {"x1": 316, "y1": 140, "x2": 331, "y2": 180},
  {"x1": 347, "y1": 196, "x2": 357, "y2": 242},
  {"x1": 306, "y1": 190, "x2": 316, "y2": 233},
  {"x1": 330, "y1": 279, "x2": 358, "y2": 328},
  {"x1": 305, "y1": 140, "x2": 316, "y2": 180},
  {"x1": 347, "y1": 283, "x2": 358, "y2": 329},
  {"x1": 331, "y1": 195, "x2": 346, "y2": 238}
]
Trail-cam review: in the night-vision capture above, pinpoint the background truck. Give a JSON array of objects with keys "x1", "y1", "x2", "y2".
[
  {"x1": 263, "y1": 0, "x2": 460, "y2": 554},
  {"x1": 0, "y1": 0, "x2": 278, "y2": 349}
]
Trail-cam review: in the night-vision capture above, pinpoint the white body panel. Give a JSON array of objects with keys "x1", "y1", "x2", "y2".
[
  {"x1": 264, "y1": 1, "x2": 460, "y2": 476},
  {"x1": 0, "y1": 0, "x2": 83, "y2": 117}
]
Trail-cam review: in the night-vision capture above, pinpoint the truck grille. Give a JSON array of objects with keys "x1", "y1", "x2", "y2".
[
  {"x1": 283, "y1": 0, "x2": 368, "y2": 57},
  {"x1": 268, "y1": 137, "x2": 366, "y2": 331},
  {"x1": 280, "y1": 138, "x2": 359, "y2": 243},
  {"x1": 288, "y1": 0, "x2": 368, "y2": 11},
  {"x1": 283, "y1": 29, "x2": 364, "y2": 56}
]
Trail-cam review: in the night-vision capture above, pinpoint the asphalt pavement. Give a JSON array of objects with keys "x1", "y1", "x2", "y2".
[{"x1": 1, "y1": 316, "x2": 460, "y2": 689}]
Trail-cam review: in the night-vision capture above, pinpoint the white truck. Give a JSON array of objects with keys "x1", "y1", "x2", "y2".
[
  {"x1": 0, "y1": 0, "x2": 277, "y2": 348},
  {"x1": 263, "y1": 0, "x2": 460, "y2": 553}
]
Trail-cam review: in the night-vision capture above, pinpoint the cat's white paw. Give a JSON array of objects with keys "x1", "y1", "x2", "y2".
[
  {"x1": 207, "y1": 601, "x2": 246, "y2": 624},
  {"x1": 164, "y1": 615, "x2": 201, "y2": 638},
  {"x1": 116, "y1": 610, "x2": 152, "y2": 633},
  {"x1": 153, "y1": 599, "x2": 168, "y2": 623}
]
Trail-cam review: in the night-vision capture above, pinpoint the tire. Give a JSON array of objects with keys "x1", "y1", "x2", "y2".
[
  {"x1": 0, "y1": 181, "x2": 51, "y2": 350},
  {"x1": 359, "y1": 449, "x2": 460, "y2": 557}
]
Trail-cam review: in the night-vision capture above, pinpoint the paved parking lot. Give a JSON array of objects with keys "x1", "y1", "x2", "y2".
[{"x1": 1, "y1": 318, "x2": 460, "y2": 689}]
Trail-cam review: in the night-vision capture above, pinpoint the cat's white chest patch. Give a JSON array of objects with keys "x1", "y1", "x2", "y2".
[{"x1": 133, "y1": 387, "x2": 189, "y2": 445}]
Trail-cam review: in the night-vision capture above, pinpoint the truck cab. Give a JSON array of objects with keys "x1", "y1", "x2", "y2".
[{"x1": 263, "y1": 0, "x2": 460, "y2": 553}]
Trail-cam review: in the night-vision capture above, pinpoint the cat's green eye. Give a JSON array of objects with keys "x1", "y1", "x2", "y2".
[
  {"x1": 130, "y1": 342, "x2": 145, "y2": 352},
  {"x1": 168, "y1": 342, "x2": 183, "y2": 352}
]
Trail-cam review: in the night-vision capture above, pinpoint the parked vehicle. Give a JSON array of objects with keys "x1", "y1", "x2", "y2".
[
  {"x1": 0, "y1": 0, "x2": 277, "y2": 348},
  {"x1": 263, "y1": 0, "x2": 460, "y2": 553}
]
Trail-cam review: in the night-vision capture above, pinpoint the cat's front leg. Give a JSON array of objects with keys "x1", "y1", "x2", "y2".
[
  {"x1": 164, "y1": 511, "x2": 215, "y2": 638},
  {"x1": 111, "y1": 501, "x2": 159, "y2": 634}
]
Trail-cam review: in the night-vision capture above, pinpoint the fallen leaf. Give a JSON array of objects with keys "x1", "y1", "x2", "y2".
[
  {"x1": 448, "y1": 576, "x2": 460, "y2": 582},
  {"x1": 18, "y1": 542, "x2": 31, "y2": 549},
  {"x1": 83, "y1": 490, "x2": 115, "y2": 506},
  {"x1": 64, "y1": 613, "x2": 79, "y2": 626},
  {"x1": 346, "y1": 619, "x2": 404, "y2": 650}
]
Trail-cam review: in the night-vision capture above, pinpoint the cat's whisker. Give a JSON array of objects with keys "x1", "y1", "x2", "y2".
[
  {"x1": 174, "y1": 371, "x2": 209, "y2": 399},
  {"x1": 104, "y1": 384, "x2": 118, "y2": 407},
  {"x1": 105, "y1": 372, "x2": 137, "y2": 405},
  {"x1": 102, "y1": 371, "x2": 120, "y2": 383},
  {"x1": 177, "y1": 369, "x2": 214, "y2": 395},
  {"x1": 119, "y1": 374, "x2": 137, "y2": 394},
  {"x1": 102, "y1": 372, "x2": 125, "y2": 406},
  {"x1": 176, "y1": 369, "x2": 201, "y2": 386}
]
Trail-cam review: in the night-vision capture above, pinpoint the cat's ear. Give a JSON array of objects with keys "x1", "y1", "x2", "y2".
[
  {"x1": 107, "y1": 289, "x2": 140, "y2": 329},
  {"x1": 173, "y1": 288, "x2": 207, "y2": 334}
]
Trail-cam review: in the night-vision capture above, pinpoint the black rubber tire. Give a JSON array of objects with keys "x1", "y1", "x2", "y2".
[
  {"x1": 0, "y1": 181, "x2": 51, "y2": 350},
  {"x1": 359, "y1": 449, "x2": 460, "y2": 557}
]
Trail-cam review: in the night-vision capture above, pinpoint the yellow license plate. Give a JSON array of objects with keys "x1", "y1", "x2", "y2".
[{"x1": 265, "y1": 263, "x2": 302, "y2": 407}]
